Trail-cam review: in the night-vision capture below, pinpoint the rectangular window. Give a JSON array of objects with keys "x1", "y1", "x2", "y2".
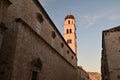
[
  {"x1": 70, "y1": 29, "x2": 72, "y2": 33},
  {"x1": 67, "y1": 39, "x2": 72, "y2": 44},
  {"x1": 32, "y1": 71, "x2": 38, "y2": 80},
  {"x1": 36, "y1": 20, "x2": 41, "y2": 34},
  {"x1": 36, "y1": 13, "x2": 43, "y2": 34},
  {"x1": 51, "y1": 31, "x2": 56, "y2": 39}
]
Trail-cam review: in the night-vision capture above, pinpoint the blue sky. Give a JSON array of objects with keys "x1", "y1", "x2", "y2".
[{"x1": 39, "y1": 0, "x2": 120, "y2": 72}]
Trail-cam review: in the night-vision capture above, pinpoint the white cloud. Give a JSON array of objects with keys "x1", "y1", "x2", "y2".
[
  {"x1": 78, "y1": 10, "x2": 120, "y2": 29},
  {"x1": 79, "y1": 15, "x2": 101, "y2": 29},
  {"x1": 84, "y1": 15, "x2": 100, "y2": 28},
  {"x1": 108, "y1": 13, "x2": 120, "y2": 21}
]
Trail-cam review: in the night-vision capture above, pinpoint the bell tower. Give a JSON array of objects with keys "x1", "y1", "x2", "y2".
[{"x1": 64, "y1": 14, "x2": 77, "y2": 54}]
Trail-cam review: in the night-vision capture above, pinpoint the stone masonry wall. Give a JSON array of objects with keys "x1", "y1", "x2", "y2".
[
  {"x1": 0, "y1": 0, "x2": 78, "y2": 80},
  {"x1": 11, "y1": 21, "x2": 77, "y2": 80},
  {"x1": 104, "y1": 30, "x2": 120, "y2": 80},
  {"x1": 8, "y1": 0, "x2": 77, "y2": 67}
]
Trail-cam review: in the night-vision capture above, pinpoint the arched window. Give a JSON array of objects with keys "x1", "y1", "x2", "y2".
[
  {"x1": 31, "y1": 58, "x2": 42, "y2": 69},
  {"x1": 68, "y1": 20, "x2": 70, "y2": 24},
  {"x1": 31, "y1": 58, "x2": 42, "y2": 80},
  {"x1": 66, "y1": 29, "x2": 69, "y2": 34}
]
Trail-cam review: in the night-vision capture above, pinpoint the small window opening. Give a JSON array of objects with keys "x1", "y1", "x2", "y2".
[
  {"x1": 37, "y1": 13, "x2": 43, "y2": 23},
  {"x1": 61, "y1": 43, "x2": 64, "y2": 48},
  {"x1": 72, "y1": 56, "x2": 74, "y2": 59},
  {"x1": 67, "y1": 50, "x2": 69, "y2": 54},
  {"x1": 70, "y1": 29, "x2": 72, "y2": 33},
  {"x1": 66, "y1": 29, "x2": 69, "y2": 34},
  {"x1": 67, "y1": 39, "x2": 72, "y2": 44},
  {"x1": 51, "y1": 31, "x2": 56, "y2": 39},
  {"x1": 117, "y1": 75, "x2": 120, "y2": 79},
  {"x1": 119, "y1": 50, "x2": 120, "y2": 52},
  {"x1": 68, "y1": 20, "x2": 70, "y2": 24}
]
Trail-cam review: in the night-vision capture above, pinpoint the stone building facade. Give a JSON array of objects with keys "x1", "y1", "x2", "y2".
[
  {"x1": 0, "y1": 0, "x2": 78, "y2": 80},
  {"x1": 101, "y1": 26, "x2": 120, "y2": 80},
  {"x1": 77, "y1": 66, "x2": 90, "y2": 80},
  {"x1": 88, "y1": 72, "x2": 101, "y2": 80}
]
